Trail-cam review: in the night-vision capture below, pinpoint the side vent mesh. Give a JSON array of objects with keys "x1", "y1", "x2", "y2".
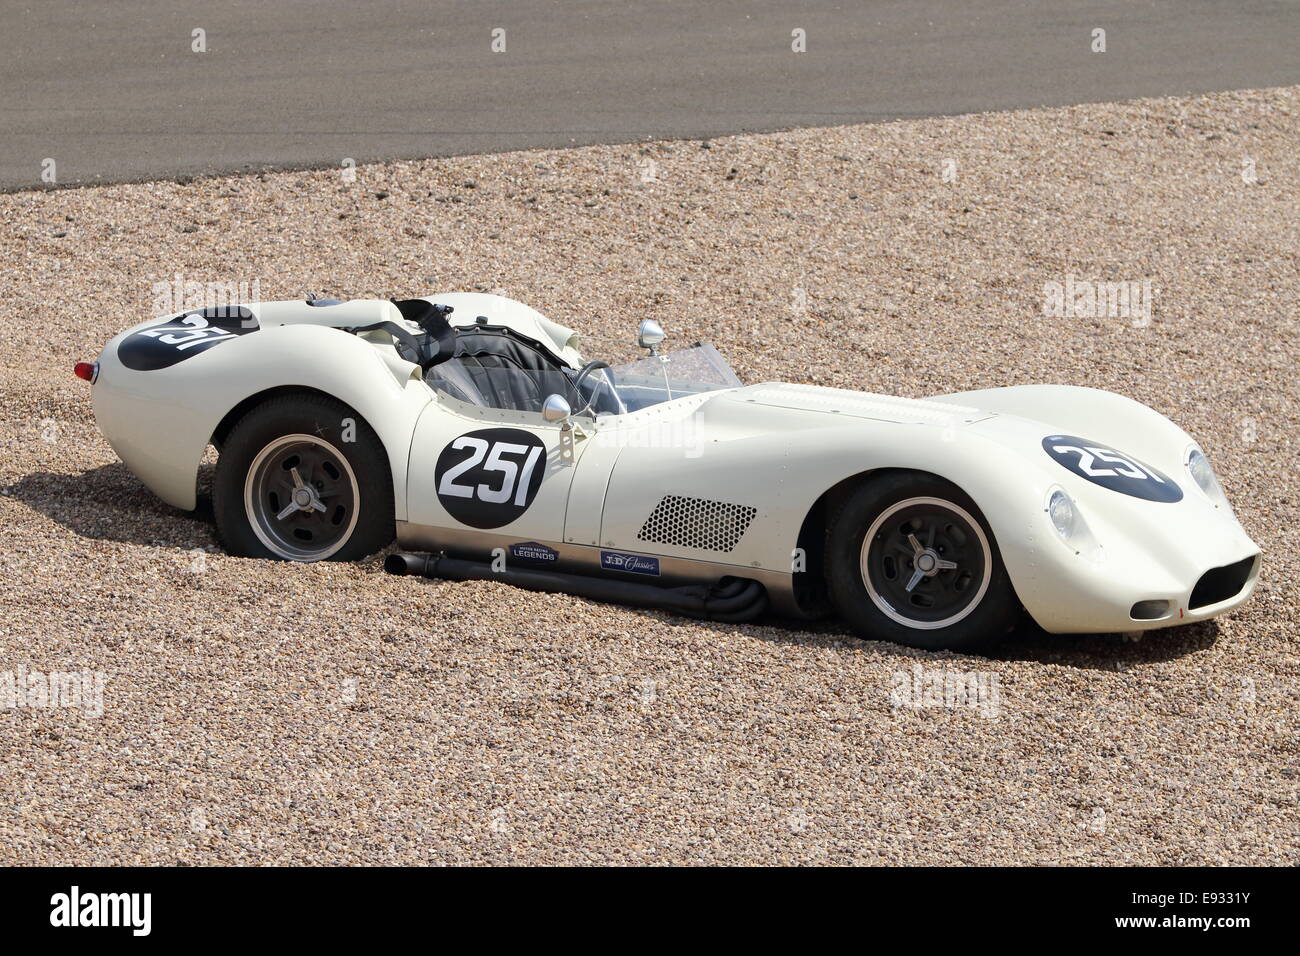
[{"x1": 637, "y1": 495, "x2": 757, "y2": 552}]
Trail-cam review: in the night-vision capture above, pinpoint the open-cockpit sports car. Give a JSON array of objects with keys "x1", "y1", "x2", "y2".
[{"x1": 76, "y1": 293, "x2": 1261, "y2": 650}]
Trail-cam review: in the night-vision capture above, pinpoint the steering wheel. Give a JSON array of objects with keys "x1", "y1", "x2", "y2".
[
  {"x1": 572, "y1": 360, "x2": 610, "y2": 394},
  {"x1": 570, "y1": 360, "x2": 616, "y2": 414}
]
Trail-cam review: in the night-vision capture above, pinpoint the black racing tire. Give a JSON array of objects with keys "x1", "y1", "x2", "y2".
[
  {"x1": 213, "y1": 394, "x2": 394, "y2": 562},
  {"x1": 826, "y1": 472, "x2": 1019, "y2": 651}
]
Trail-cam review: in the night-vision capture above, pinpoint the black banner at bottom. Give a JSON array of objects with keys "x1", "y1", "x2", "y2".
[{"x1": 0, "y1": 865, "x2": 1281, "y2": 941}]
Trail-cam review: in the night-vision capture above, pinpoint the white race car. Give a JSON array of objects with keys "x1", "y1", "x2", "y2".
[{"x1": 77, "y1": 293, "x2": 1260, "y2": 650}]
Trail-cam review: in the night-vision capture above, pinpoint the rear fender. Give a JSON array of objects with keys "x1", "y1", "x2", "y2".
[{"x1": 94, "y1": 324, "x2": 431, "y2": 515}]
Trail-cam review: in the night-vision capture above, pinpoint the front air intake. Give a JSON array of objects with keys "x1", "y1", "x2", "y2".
[
  {"x1": 1188, "y1": 556, "x2": 1256, "y2": 610},
  {"x1": 1130, "y1": 599, "x2": 1171, "y2": 621},
  {"x1": 637, "y1": 495, "x2": 757, "y2": 553}
]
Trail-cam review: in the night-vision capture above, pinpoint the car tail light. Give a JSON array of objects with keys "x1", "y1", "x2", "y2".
[{"x1": 74, "y1": 361, "x2": 99, "y2": 383}]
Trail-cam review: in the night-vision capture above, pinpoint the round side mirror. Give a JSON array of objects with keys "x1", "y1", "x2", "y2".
[
  {"x1": 542, "y1": 394, "x2": 572, "y2": 423},
  {"x1": 637, "y1": 319, "x2": 666, "y2": 350}
]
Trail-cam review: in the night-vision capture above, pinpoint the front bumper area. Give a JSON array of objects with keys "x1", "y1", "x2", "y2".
[{"x1": 1027, "y1": 549, "x2": 1261, "y2": 634}]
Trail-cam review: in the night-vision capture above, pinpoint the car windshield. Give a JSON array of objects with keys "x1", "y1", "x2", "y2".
[
  {"x1": 602, "y1": 343, "x2": 743, "y2": 412},
  {"x1": 425, "y1": 341, "x2": 743, "y2": 416}
]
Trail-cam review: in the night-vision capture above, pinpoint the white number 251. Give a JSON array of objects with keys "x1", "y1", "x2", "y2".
[
  {"x1": 1052, "y1": 444, "x2": 1165, "y2": 483},
  {"x1": 438, "y1": 437, "x2": 544, "y2": 505}
]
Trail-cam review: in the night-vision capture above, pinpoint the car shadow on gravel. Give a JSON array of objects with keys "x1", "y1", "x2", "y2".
[
  {"x1": 5, "y1": 463, "x2": 216, "y2": 550},
  {"x1": 983, "y1": 615, "x2": 1221, "y2": 670},
  {"x1": 739, "y1": 611, "x2": 1219, "y2": 671},
  {"x1": 10, "y1": 463, "x2": 1222, "y2": 671}
]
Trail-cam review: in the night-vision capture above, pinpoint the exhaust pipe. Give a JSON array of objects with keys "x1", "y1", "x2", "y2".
[{"x1": 385, "y1": 551, "x2": 768, "y2": 622}]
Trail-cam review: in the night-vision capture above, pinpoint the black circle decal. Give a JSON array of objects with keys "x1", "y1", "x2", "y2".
[
  {"x1": 434, "y1": 428, "x2": 548, "y2": 528},
  {"x1": 117, "y1": 307, "x2": 258, "y2": 371},
  {"x1": 1042, "y1": 435, "x2": 1182, "y2": 502}
]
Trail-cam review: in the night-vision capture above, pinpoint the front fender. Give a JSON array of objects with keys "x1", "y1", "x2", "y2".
[
  {"x1": 598, "y1": 392, "x2": 1257, "y2": 634},
  {"x1": 599, "y1": 400, "x2": 1059, "y2": 587},
  {"x1": 935, "y1": 385, "x2": 1197, "y2": 478}
]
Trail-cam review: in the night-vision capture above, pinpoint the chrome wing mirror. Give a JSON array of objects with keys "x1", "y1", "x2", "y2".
[
  {"x1": 542, "y1": 394, "x2": 571, "y2": 423},
  {"x1": 637, "y1": 319, "x2": 665, "y2": 355},
  {"x1": 637, "y1": 318, "x2": 673, "y2": 398},
  {"x1": 542, "y1": 394, "x2": 581, "y2": 464}
]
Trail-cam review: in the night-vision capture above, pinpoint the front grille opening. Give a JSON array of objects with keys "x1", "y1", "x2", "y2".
[
  {"x1": 1189, "y1": 556, "x2": 1256, "y2": 610},
  {"x1": 1130, "y1": 599, "x2": 1171, "y2": 621}
]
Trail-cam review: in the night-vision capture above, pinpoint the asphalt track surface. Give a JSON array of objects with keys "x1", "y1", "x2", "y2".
[{"x1": 2, "y1": 0, "x2": 1297, "y2": 190}]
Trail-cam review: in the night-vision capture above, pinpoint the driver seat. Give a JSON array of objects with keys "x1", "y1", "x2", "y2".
[{"x1": 426, "y1": 324, "x2": 577, "y2": 412}]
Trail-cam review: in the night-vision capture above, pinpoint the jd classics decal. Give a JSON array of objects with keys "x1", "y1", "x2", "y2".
[
  {"x1": 435, "y1": 428, "x2": 547, "y2": 529},
  {"x1": 600, "y1": 551, "x2": 661, "y2": 575},
  {"x1": 117, "y1": 308, "x2": 258, "y2": 371},
  {"x1": 1042, "y1": 435, "x2": 1183, "y2": 502}
]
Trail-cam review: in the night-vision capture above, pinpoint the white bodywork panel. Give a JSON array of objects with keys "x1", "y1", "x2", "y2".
[
  {"x1": 90, "y1": 294, "x2": 1260, "y2": 635},
  {"x1": 91, "y1": 293, "x2": 571, "y2": 517},
  {"x1": 587, "y1": 383, "x2": 1258, "y2": 631},
  {"x1": 404, "y1": 395, "x2": 586, "y2": 546}
]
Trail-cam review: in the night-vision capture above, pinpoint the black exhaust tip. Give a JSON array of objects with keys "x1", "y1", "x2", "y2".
[{"x1": 384, "y1": 552, "x2": 430, "y2": 576}]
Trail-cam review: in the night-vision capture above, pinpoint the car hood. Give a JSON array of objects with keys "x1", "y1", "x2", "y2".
[
  {"x1": 724, "y1": 382, "x2": 996, "y2": 426},
  {"x1": 705, "y1": 382, "x2": 1209, "y2": 518}
]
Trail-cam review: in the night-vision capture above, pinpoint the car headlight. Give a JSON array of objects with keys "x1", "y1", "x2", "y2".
[
  {"x1": 1048, "y1": 489, "x2": 1076, "y2": 537},
  {"x1": 1045, "y1": 487, "x2": 1103, "y2": 561},
  {"x1": 1186, "y1": 447, "x2": 1231, "y2": 510}
]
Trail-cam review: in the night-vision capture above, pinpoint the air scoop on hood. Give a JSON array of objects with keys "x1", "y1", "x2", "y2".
[{"x1": 733, "y1": 383, "x2": 994, "y2": 426}]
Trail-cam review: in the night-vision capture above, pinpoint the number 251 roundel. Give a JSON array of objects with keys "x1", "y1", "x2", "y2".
[
  {"x1": 1041, "y1": 434, "x2": 1182, "y2": 502},
  {"x1": 435, "y1": 428, "x2": 548, "y2": 528}
]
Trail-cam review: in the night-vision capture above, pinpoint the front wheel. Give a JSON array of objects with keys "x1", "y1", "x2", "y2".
[
  {"x1": 826, "y1": 473, "x2": 1019, "y2": 651},
  {"x1": 214, "y1": 394, "x2": 394, "y2": 561}
]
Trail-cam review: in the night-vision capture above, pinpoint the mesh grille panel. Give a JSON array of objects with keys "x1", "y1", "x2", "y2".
[{"x1": 637, "y1": 495, "x2": 757, "y2": 552}]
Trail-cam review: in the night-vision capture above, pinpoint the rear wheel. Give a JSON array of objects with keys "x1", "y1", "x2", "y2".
[
  {"x1": 214, "y1": 394, "x2": 394, "y2": 561},
  {"x1": 826, "y1": 473, "x2": 1018, "y2": 650}
]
